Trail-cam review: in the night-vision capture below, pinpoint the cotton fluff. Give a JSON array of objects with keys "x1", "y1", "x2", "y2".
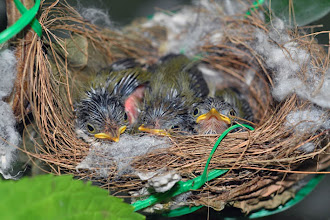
[
  {"x1": 252, "y1": 18, "x2": 330, "y2": 108},
  {"x1": 137, "y1": 170, "x2": 181, "y2": 193},
  {"x1": 0, "y1": 47, "x2": 20, "y2": 179},
  {"x1": 79, "y1": 7, "x2": 112, "y2": 27},
  {"x1": 75, "y1": 0, "x2": 112, "y2": 28},
  {"x1": 244, "y1": 69, "x2": 256, "y2": 86},
  {"x1": 143, "y1": 1, "x2": 248, "y2": 56},
  {"x1": 76, "y1": 134, "x2": 170, "y2": 177},
  {"x1": 174, "y1": 191, "x2": 192, "y2": 203},
  {"x1": 0, "y1": 48, "x2": 17, "y2": 99},
  {"x1": 0, "y1": 101, "x2": 20, "y2": 179},
  {"x1": 297, "y1": 142, "x2": 316, "y2": 153},
  {"x1": 170, "y1": 192, "x2": 193, "y2": 210},
  {"x1": 285, "y1": 107, "x2": 330, "y2": 134}
]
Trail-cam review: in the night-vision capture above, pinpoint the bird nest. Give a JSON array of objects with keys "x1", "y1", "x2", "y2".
[{"x1": 13, "y1": 1, "x2": 329, "y2": 215}]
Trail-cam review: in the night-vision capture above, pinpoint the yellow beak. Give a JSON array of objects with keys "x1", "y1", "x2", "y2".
[
  {"x1": 196, "y1": 108, "x2": 231, "y2": 124},
  {"x1": 138, "y1": 125, "x2": 170, "y2": 136},
  {"x1": 94, "y1": 125, "x2": 127, "y2": 142}
]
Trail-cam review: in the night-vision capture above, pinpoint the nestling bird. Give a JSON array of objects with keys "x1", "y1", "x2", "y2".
[
  {"x1": 138, "y1": 54, "x2": 209, "y2": 136},
  {"x1": 75, "y1": 59, "x2": 150, "y2": 143},
  {"x1": 190, "y1": 88, "x2": 254, "y2": 134}
]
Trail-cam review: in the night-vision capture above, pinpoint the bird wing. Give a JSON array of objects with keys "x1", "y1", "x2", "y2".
[
  {"x1": 149, "y1": 54, "x2": 209, "y2": 103},
  {"x1": 183, "y1": 61, "x2": 210, "y2": 99}
]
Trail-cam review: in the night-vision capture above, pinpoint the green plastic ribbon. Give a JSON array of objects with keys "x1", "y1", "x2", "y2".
[
  {"x1": 132, "y1": 169, "x2": 228, "y2": 212},
  {"x1": 245, "y1": 0, "x2": 265, "y2": 16},
  {"x1": 199, "y1": 124, "x2": 254, "y2": 186},
  {"x1": 132, "y1": 124, "x2": 254, "y2": 216},
  {"x1": 14, "y1": 0, "x2": 42, "y2": 36},
  {"x1": 164, "y1": 205, "x2": 203, "y2": 217},
  {"x1": 0, "y1": 0, "x2": 42, "y2": 44}
]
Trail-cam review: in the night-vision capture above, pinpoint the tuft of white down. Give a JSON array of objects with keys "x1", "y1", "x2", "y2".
[{"x1": 76, "y1": 134, "x2": 170, "y2": 177}]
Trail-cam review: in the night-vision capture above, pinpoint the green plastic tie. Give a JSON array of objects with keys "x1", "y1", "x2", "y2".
[
  {"x1": 132, "y1": 124, "x2": 254, "y2": 214},
  {"x1": 14, "y1": 0, "x2": 42, "y2": 36},
  {"x1": 163, "y1": 124, "x2": 254, "y2": 217},
  {"x1": 0, "y1": 0, "x2": 42, "y2": 44},
  {"x1": 132, "y1": 169, "x2": 228, "y2": 212},
  {"x1": 164, "y1": 205, "x2": 203, "y2": 217},
  {"x1": 245, "y1": 0, "x2": 265, "y2": 16},
  {"x1": 199, "y1": 124, "x2": 254, "y2": 186}
]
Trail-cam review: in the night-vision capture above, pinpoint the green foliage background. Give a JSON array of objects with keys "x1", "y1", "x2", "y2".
[{"x1": 0, "y1": 175, "x2": 144, "y2": 220}]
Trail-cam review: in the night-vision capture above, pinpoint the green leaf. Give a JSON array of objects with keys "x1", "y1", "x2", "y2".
[
  {"x1": 0, "y1": 174, "x2": 144, "y2": 220},
  {"x1": 267, "y1": 0, "x2": 330, "y2": 26}
]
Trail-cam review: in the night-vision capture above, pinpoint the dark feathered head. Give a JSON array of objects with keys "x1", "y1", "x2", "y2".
[
  {"x1": 137, "y1": 54, "x2": 209, "y2": 136},
  {"x1": 138, "y1": 88, "x2": 193, "y2": 136},
  {"x1": 190, "y1": 97, "x2": 236, "y2": 134},
  {"x1": 75, "y1": 67, "x2": 150, "y2": 143},
  {"x1": 75, "y1": 87, "x2": 129, "y2": 143}
]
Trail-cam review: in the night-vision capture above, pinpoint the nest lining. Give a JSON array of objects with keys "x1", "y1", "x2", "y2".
[{"x1": 12, "y1": 1, "x2": 330, "y2": 214}]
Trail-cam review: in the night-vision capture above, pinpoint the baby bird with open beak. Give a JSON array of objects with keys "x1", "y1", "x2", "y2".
[
  {"x1": 138, "y1": 54, "x2": 209, "y2": 136},
  {"x1": 190, "y1": 88, "x2": 254, "y2": 134},
  {"x1": 75, "y1": 59, "x2": 150, "y2": 144}
]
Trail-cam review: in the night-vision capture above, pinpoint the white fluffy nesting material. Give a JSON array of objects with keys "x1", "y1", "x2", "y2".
[
  {"x1": 137, "y1": 170, "x2": 181, "y2": 193},
  {"x1": 0, "y1": 101, "x2": 20, "y2": 179},
  {"x1": 143, "y1": 1, "x2": 248, "y2": 56},
  {"x1": 297, "y1": 142, "x2": 316, "y2": 153},
  {"x1": 252, "y1": 18, "x2": 330, "y2": 108},
  {"x1": 0, "y1": 48, "x2": 17, "y2": 99},
  {"x1": 75, "y1": 1, "x2": 112, "y2": 27},
  {"x1": 0, "y1": 47, "x2": 20, "y2": 179},
  {"x1": 80, "y1": 8, "x2": 112, "y2": 27},
  {"x1": 285, "y1": 107, "x2": 330, "y2": 134},
  {"x1": 76, "y1": 135, "x2": 170, "y2": 177},
  {"x1": 170, "y1": 191, "x2": 193, "y2": 210}
]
